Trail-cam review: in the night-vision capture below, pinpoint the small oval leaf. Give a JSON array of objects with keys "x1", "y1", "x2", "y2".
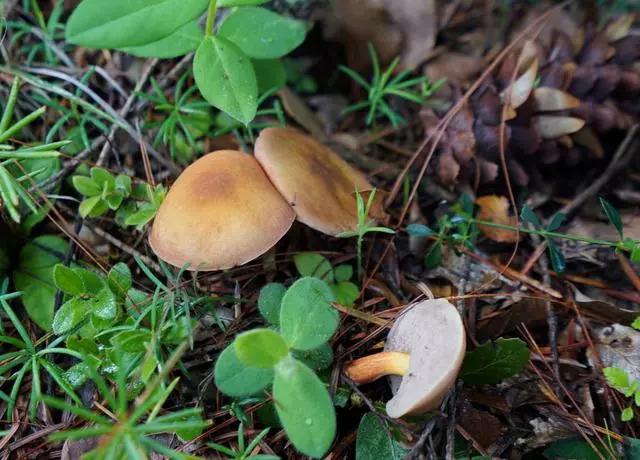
[{"x1": 235, "y1": 328, "x2": 289, "y2": 368}]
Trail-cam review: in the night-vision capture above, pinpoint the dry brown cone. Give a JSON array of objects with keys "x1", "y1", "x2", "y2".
[{"x1": 421, "y1": 10, "x2": 640, "y2": 189}]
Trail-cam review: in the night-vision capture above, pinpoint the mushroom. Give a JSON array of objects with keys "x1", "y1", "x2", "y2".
[
  {"x1": 344, "y1": 298, "x2": 466, "y2": 418},
  {"x1": 254, "y1": 127, "x2": 384, "y2": 236},
  {"x1": 149, "y1": 150, "x2": 295, "y2": 271}
]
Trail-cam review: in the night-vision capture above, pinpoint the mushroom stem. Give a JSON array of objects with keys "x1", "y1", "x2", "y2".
[{"x1": 344, "y1": 351, "x2": 410, "y2": 384}]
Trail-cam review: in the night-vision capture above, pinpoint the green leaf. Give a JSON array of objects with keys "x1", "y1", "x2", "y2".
[
  {"x1": 121, "y1": 21, "x2": 202, "y2": 58},
  {"x1": 632, "y1": 317, "x2": 640, "y2": 330},
  {"x1": 520, "y1": 204, "x2": 541, "y2": 228},
  {"x1": 194, "y1": 35, "x2": 258, "y2": 124},
  {"x1": 13, "y1": 235, "x2": 67, "y2": 331},
  {"x1": 331, "y1": 281, "x2": 359, "y2": 307},
  {"x1": 78, "y1": 196, "x2": 107, "y2": 218},
  {"x1": 604, "y1": 366, "x2": 629, "y2": 391},
  {"x1": 280, "y1": 277, "x2": 338, "y2": 351},
  {"x1": 600, "y1": 197, "x2": 624, "y2": 240},
  {"x1": 546, "y1": 212, "x2": 566, "y2": 232},
  {"x1": 90, "y1": 288, "x2": 118, "y2": 321},
  {"x1": 214, "y1": 344, "x2": 274, "y2": 397},
  {"x1": 107, "y1": 262, "x2": 132, "y2": 299},
  {"x1": 235, "y1": 329, "x2": 289, "y2": 368},
  {"x1": 218, "y1": 0, "x2": 269, "y2": 5},
  {"x1": 294, "y1": 252, "x2": 334, "y2": 283},
  {"x1": 631, "y1": 246, "x2": 640, "y2": 264},
  {"x1": 258, "y1": 282, "x2": 286, "y2": 325},
  {"x1": 334, "y1": 264, "x2": 353, "y2": 282},
  {"x1": 124, "y1": 206, "x2": 158, "y2": 227},
  {"x1": 105, "y1": 190, "x2": 124, "y2": 210},
  {"x1": 218, "y1": 7, "x2": 306, "y2": 59},
  {"x1": 424, "y1": 241, "x2": 442, "y2": 269},
  {"x1": 74, "y1": 268, "x2": 104, "y2": 294},
  {"x1": 406, "y1": 223, "x2": 435, "y2": 236},
  {"x1": 273, "y1": 356, "x2": 336, "y2": 458},
  {"x1": 546, "y1": 239, "x2": 566, "y2": 274},
  {"x1": 356, "y1": 413, "x2": 409, "y2": 460},
  {"x1": 292, "y1": 343, "x2": 334, "y2": 371},
  {"x1": 543, "y1": 437, "x2": 611, "y2": 460},
  {"x1": 622, "y1": 407, "x2": 634, "y2": 421},
  {"x1": 72, "y1": 175, "x2": 101, "y2": 197},
  {"x1": 53, "y1": 264, "x2": 84, "y2": 296},
  {"x1": 626, "y1": 436, "x2": 640, "y2": 457},
  {"x1": 115, "y1": 174, "x2": 132, "y2": 196},
  {"x1": 253, "y1": 58, "x2": 286, "y2": 93},
  {"x1": 63, "y1": 362, "x2": 91, "y2": 388},
  {"x1": 65, "y1": 0, "x2": 209, "y2": 49},
  {"x1": 110, "y1": 329, "x2": 152, "y2": 353},
  {"x1": 460, "y1": 338, "x2": 530, "y2": 385},
  {"x1": 90, "y1": 167, "x2": 115, "y2": 191},
  {"x1": 52, "y1": 297, "x2": 86, "y2": 334}
]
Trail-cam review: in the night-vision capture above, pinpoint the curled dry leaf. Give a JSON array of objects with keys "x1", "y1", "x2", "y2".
[
  {"x1": 588, "y1": 323, "x2": 640, "y2": 382},
  {"x1": 476, "y1": 195, "x2": 519, "y2": 243},
  {"x1": 604, "y1": 14, "x2": 636, "y2": 43},
  {"x1": 503, "y1": 58, "x2": 538, "y2": 109},
  {"x1": 533, "y1": 87, "x2": 581, "y2": 112},
  {"x1": 534, "y1": 115, "x2": 585, "y2": 139}
]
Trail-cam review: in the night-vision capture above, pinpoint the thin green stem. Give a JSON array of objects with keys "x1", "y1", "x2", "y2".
[
  {"x1": 205, "y1": 0, "x2": 218, "y2": 37},
  {"x1": 356, "y1": 234, "x2": 363, "y2": 281},
  {"x1": 470, "y1": 218, "x2": 619, "y2": 248}
]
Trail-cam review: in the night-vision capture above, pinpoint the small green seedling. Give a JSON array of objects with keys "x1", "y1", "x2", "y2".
[
  {"x1": 65, "y1": 0, "x2": 307, "y2": 124},
  {"x1": 214, "y1": 277, "x2": 339, "y2": 458},
  {"x1": 208, "y1": 422, "x2": 278, "y2": 459},
  {"x1": 293, "y1": 252, "x2": 360, "y2": 307},
  {"x1": 337, "y1": 188, "x2": 395, "y2": 280},
  {"x1": 340, "y1": 44, "x2": 445, "y2": 127}
]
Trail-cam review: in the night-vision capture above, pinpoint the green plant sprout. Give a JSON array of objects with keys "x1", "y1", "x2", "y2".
[
  {"x1": 0, "y1": 76, "x2": 69, "y2": 223},
  {"x1": 65, "y1": 0, "x2": 307, "y2": 124},
  {"x1": 337, "y1": 188, "x2": 395, "y2": 280},
  {"x1": 407, "y1": 195, "x2": 640, "y2": 273},
  {"x1": 72, "y1": 166, "x2": 166, "y2": 228},
  {"x1": 41, "y1": 344, "x2": 206, "y2": 459},
  {"x1": 340, "y1": 44, "x2": 445, "y2": 127},
  {"x1": 208, "y1": 422, "x2": 278, "y2": 459},
  {"x1": 293, "y1": 252, "x2": 360, "y2": 307},
  {"x1": 214, "y1": 277, "x2": 339, "y2": 458}
]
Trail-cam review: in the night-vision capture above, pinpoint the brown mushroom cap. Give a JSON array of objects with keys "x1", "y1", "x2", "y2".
[
  {"x1": 254, "y1": 127, "x2": 383, "y2": 236},
  {"x1": 149, "y1": 150, "x2": 295, "y2": 271},
  {"x1": 384, "y1": 298, "x2": 466, "y2": 418}
]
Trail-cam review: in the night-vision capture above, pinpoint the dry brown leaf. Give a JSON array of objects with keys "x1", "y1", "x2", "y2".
[
  {"x1": 438, "y1": 153, "x2": 460, "y2": 184},
  {"x1": 604, "y1": 14, "x2": 636, "y2": 42},
  {"x1": 534, "y1": 115, "x2": 585, "y2": 139},
  {"x1": 389, "y1": 0, "x2": 438, "y2": 69},
  {"x1": 424, "y1": 52, "x2": 484, "y2": 84},
  {"x1": 572, "y1": 126, "x2": 605, "y2": 158},
  {"x1": 476, "y1": 195, "x2": 519, "y2": 243},
  {"x1": 504, "y1": 58, "x2": 538, "y2": 109},
  {"x1": 277, "y1": 87, "x2": 327, "y2": 141},
  {"x1": 533, "y1": 87, "x2": 581, "y2": 112}
]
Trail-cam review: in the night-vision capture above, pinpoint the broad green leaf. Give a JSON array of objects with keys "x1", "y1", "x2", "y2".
[
  {"x1": 280, "y1": 277, "x2": 338, "y2": 351},
  {"x1": 543, "y1": 437, "x2": 611, "y2": 460},
  {"x1": 66, "y1": 0, "x2": 209, "y2": 49},
  {"x1": 52, "y1": 297, "x2": 86, "y2": 334},
  {"x1": 63, "y1": 362, "x2": 91, "y2": 388},
  {"x1": 626, "y1": 436, "x2": 640, "y2": 457},
  {"x1": 78, "y1": 196, "x2": 107, "y2": 218},
  {"x1": 235, "y1": 329, "x2": 289, "y2": 368},
  {"x1": 108, "y1": 262, "x2": 132, "y2": 298},
  {"x1": 253, "y1": 58, "x2": 286, "y2": 93},
  {"x1": 331, "y1": 281, "x2": 359, "y2": 307},
  {"x1": 292, "y1": 343, "x2": 334, "y2": 371},
  {"x1": 72, "y1": 175, "x2": 100, "y2": 197},
  {"x1": 546, "y1": 239, "x2": 566, "y2": 274},
  {"x1": 194, "y1": 36, "x2": 258, "y2": 124},
  {"x1": 632, "y1": 317, "x2": 640, "y2": 330},
  {"x1": 90, "y1": 288, "x2": 118, "y2": 321},
  {"x1": 520, "y1": 204, "x2": 541, "y2": 228},
  {"x1": 13, "y1": 235, "x2": 67, "y2": 331},
  {"x1": 124, "y1": 205, "x2": 158, "y2": 227},
  {"x1": 460, "y1": 338, "x2": 530, "y2": 384},
  {"x1": 214, "y1": 344, "x2": 274, "y2": 397},
  {"x1": 121, "y1": 21, "x2": 203, "y2": 58},
  {"x1": 273, "y1": 356, "x2": 336, "y2": 458},
  {"x1": 110, "y1": 329, "x2": 152, "y2": 352},
  {"x1": 115, "y1": 174, "x2": 132, "y2": 195},
  {"x1": 218, "y1": 7, "x2": 306, "y2": 59},
  {"x1": 546, "y1": 212, "x2": 566, "y2": 232},
  {"x1": 356, "y1": 413, "x2": 409, "y2": 460},
  {"x1": 73, "y1": 268, "x2": 104, "y2": 294},
  {"x1": 334, "y1": 264, "x2": 353, "y2": 282},
  {"x1": 218, "y1": 0, "x2": 269, "y2": 5},
  {"x1": 406, "y1": 223, "x2": 435, "y2": 236},
  {"x1": 90, "y1": 167, "x2": 114, "y2": 191},
  {"x1": 66, "y1": 336, "x2": 99, "y2": 355},
  {"x1": 258, "y1": 282, "x2": 286, "y2": 325},
  {"x1": 424, "y1": 241, "x2": 442, "y2": 269},
  {"x1": 604, "y1": 366, "x2": 629, "y2": 390},
  {"x1": 105, "y1": 190, "x2": 124, "y2": 210},
  {"x1": 53, "y1": 264, "x2": 84, "y2": 296},
  {"x1": 622, "y1": 407, "x2": 634, "y2": 421},
  {"x1": 600, "y1": 197, "x2": 624, "y2": 239},
  {"x1": 294, "y1": 252, "x2": 334, "y2": 284}
]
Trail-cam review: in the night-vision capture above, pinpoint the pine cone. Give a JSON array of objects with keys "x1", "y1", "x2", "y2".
[{"x1": 421, "y1": 10, "x2": 640, "y2": 188}]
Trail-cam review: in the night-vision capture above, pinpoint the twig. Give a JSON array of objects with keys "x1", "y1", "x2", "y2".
[{"x1": 557, "y1": 124, "x2": 639, "y2": 218}]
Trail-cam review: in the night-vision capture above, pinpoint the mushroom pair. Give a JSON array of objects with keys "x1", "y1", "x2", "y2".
[
  {"x1": 149, "y1": 127, "x2": 383, "y2": 271},
  {"x1": 345, "y1": 298, "x2": 466, "y2": 418}
]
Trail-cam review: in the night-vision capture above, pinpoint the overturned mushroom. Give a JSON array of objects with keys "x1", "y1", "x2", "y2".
[
  {"x1": 149, "y1": 150, "x2": 295, "y2": 271},
  {"x1": 254, "y1": 126, "x2": 384, "y2": 236},
  {"x1": 345, "y1": 298, "x2": 466, "y2": 418}
]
